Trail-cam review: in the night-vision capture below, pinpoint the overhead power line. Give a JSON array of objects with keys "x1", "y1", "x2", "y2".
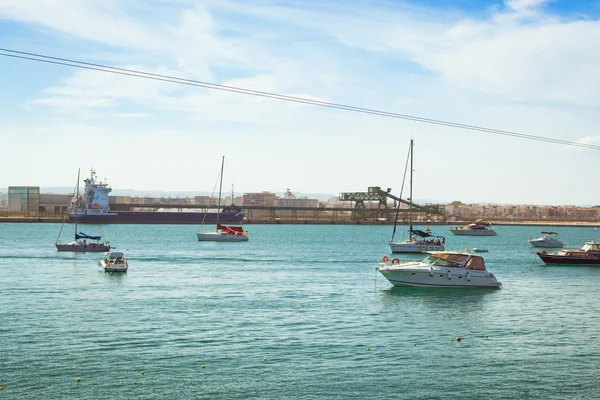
[{"x1": 0, "y1": 47, "x2": 598, "y2": 150}]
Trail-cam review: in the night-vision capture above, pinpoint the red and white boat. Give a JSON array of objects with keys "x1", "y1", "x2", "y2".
[{"x1": 197, "y1": 223, "x2": 249, "y2": 242}]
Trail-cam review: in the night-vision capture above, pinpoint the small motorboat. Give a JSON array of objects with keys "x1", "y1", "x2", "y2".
[
  {"x1": 99, "y1": 251, "x2": 128, "y2": 272},
  {"x1": 537, "y1": 241, "x2": 600, "y2": 266},
  {"x1": 473, "y1": 248, "x2": 489, "y2": 253},
  {"x1": 529, "y1": 232, "x2": 564, "y2": 248},
  {"x1": 376, "y1": 251, "x2": 502, "y2": 288}
]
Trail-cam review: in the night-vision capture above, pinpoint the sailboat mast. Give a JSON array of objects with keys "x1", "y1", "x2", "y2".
[
  {"x1": 216, "y1": 156, "x2": 224, "y2": 229},
  {"x1": 409, "y1": 140, "x2": 413, "y2": 240},
  {"x1": 75, "y1": 168, "x2": 80, "y2": 238}
]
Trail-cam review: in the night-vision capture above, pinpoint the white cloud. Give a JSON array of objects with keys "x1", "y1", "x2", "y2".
[
  {"x1": 2, "y1": 0, "x2": 600, "y2": 205},
  {"x1": 111, "y1": 113, "x2": 151, "y2": 118},
  {"x1": 505, "y1": 0, "x2": 548, "y2": 12}
]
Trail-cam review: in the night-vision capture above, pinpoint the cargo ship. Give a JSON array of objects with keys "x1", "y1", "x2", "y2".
[{"x1": 68, "y1": 170, "x2": 245, "y2": 225}]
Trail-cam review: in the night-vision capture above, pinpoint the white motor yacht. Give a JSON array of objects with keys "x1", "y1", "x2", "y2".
[
  {"x1": 529, "y1": 232, "x2": 564, "y2": 248},
  {"x1": 99, "y1": 251, "x2": 128, "y2": 272},
  {"x1": 377, "y1": 251, "x2": 502, "y2": 288},
  {"x1": 450, "y1": 220, "x2": 497, "y2": 236}
]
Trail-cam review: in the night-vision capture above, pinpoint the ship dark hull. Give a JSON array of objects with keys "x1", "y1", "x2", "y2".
[
  {"x1": 68, "y1": 210, "x2": 245, "y2": 225},
  {"x1": 537, "y1": 253, "x2": 600, "y2": 265}
]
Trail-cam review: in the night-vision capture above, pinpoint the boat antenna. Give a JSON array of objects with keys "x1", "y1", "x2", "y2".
[
  {"x1": 215, "y1": 156, "x2": 224, "y2": 231},
  {"x1": 391, "y1": 142, "x2": 412, "y2": 242}
]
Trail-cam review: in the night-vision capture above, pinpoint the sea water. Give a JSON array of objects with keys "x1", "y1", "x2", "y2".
[{"x1": 1, "y1": 223, "x2": 599, "y2": 399}]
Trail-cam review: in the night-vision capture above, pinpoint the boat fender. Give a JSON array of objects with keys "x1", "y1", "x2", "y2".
[
  {"x1": 382, "y1": 256, "x2": 389, "y2": 263},
  {"x1": 447, "y1": 271, "x2": 452, "y2": 280},
  {"x1": 391, "y1": 258, "x2": 400, "y2": 265},
  {"x1": 466, "y1": 271, "x2": 471, "y2": 282},
  {"x1": 429, "y1": 267, "x2": 433, "y2": 277},
  {"x1": 586, "y1": 253, "x2": 591, "y2": 258}
]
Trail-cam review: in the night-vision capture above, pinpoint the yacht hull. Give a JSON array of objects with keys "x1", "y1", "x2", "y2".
[
  {"x1": 450, "y1": 229, "x2": 497, "y2": 236},
  {"x1": 99, "y1": 260, "x2": 128, "y2": 272},
  {"x1": 56, "y1": 242, "x2": 110, "y2": 252},
  {"x1": 197, "y1": 232, "x2": 249, "y2": 242},
  {"x1": 537, "y1": 253, "x2": 600, "y2": 265},
  {"x1": 529, "y1": 240, "x2": 564, "y2": 248},
  {"x1": 389, "y1": 241, "x2": 444, "y2": 253},
  {"x1": 377, "y1": 268, "x2": 501, "y2": 288}
]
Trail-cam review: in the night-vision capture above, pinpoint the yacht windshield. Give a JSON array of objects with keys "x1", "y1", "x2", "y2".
[
  {"x1": 423, "y1": 254, "x2": 464, "y2": 268},
  {"x1": 423, "y1": 253, "x2": 469, "y2": 267},
  {"x1": 433, "y1": 258, "x2": 461, "y2": 267}
]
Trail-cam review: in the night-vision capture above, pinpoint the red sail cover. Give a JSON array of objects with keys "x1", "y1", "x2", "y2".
[{"x1": 217, "y1": 224, "x2": 244, "y2": 233}]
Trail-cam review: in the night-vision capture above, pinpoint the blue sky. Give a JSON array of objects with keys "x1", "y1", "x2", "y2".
[{"x1": 1, "y1": 0, "x2": 600, "y2": 205}]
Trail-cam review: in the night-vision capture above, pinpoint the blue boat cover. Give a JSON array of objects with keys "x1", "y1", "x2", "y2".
[{"x1": 76, "y1": 232, "x2": 102, "y2": 240}]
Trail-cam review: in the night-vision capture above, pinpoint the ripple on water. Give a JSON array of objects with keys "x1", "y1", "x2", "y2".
[{"x1": 1, "y1": 223, "x2": 600, "y2": 399}]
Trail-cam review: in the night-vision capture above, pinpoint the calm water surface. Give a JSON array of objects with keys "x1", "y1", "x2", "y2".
[{"x1": 1, "y1": 223, "x2": 599, "y2": 399}]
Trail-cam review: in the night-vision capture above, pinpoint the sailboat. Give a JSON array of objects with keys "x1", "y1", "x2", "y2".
[
  {"x1": 389, "y1": 140, "x2": 445, "y2": 254},
  {"x1": 56, "y1": 168, "x2": 111, "y2": 252},
  {"x1": 196, "y1": 157, "x2": 249, "y2": 242}
]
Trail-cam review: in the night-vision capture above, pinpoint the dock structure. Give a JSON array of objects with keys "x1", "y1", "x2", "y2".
[{"x1": 339, "y1": 186, "x2": 446, "y2": 222}]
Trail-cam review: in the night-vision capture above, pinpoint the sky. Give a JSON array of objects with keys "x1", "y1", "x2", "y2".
[{"x1": 1, "y1": 0, "x2": 600, "y2": 206}]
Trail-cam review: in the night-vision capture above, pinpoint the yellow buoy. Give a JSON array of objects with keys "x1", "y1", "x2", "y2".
[
  {"x1": 367, "y1": 347, "x2": 371, "y2": 351},
  {"x1": 201, "y1": 365, "x2": 206, "y2": 369},
  {"x1": 140, "y1": 371, "x2": 145, "y2": 375},
  {"x1": 582, "y1": 322, "x2": 585, "y2": 325},
  {"x1": 76, "y1": 378, "x2": 81, "y2": 382},
  {"x1": 0, "y1": 386, "x2": 4, "y2": 390},
  {"x1": 484, "y1": 335, "x2": 488, "y2": 339},
  {"x1": 413, "y1": 343, "x2": 417, "y2": 347},
  {"x1": 512, "y1": 330, "x2": 516, "y2": 334},
  {"x1": 538, "y1": 328, "x2": 541, "y2": 330},
  {"x1": 561, "y1": 324, "x2": 564, "y2": 327},
  {"x1": 317, "y1": 353, "x2": 322, "y2": 357},
  {"x1": 263, "y1": 358, "x2": 268, "y2": 361}
]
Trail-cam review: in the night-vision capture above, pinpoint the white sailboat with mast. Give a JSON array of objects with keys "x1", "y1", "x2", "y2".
[
  {"x1": 389, "y1": 140, "x2": 445, "y2": 253},
  {"x1": 196, "y1": 156, "x2": 249, "y2": 242},
  {"x1": 56, "y1": 168, "x2": 110, "y2": 252}
]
